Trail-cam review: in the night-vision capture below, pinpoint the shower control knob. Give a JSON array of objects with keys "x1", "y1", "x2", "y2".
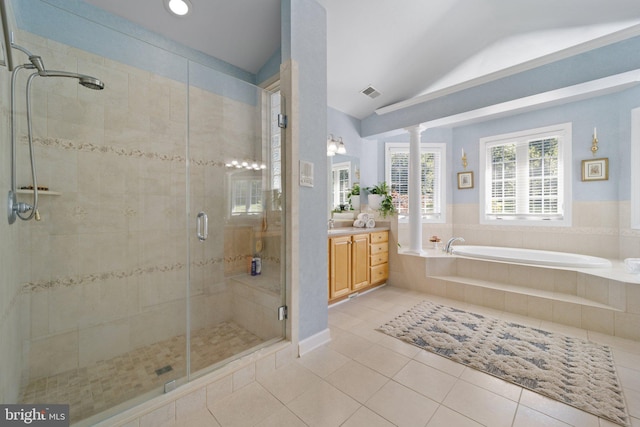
[{"x1": 15, "y1": 201, "x2": 32, "y2": 214}]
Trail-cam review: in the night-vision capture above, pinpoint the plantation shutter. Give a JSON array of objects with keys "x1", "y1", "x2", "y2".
[
  {"x1": 387, "y1": 144, "x2": 442, "y2": 218},
  {"x1": 486, "y1": 136, "x2": 561, "y2": 219}
]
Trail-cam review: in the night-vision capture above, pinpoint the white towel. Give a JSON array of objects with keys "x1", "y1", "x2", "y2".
[
  {"x1": 357, "y1": 213, "x2": 369, "y2": 221},
  {"x1": 353, "y1": 219, "x2": 365, "y2": 228},
  {"x1": 365, "y1": 218, "x2": 376, "y2": 228}
]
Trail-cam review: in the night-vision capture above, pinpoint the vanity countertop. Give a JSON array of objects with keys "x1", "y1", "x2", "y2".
[{"x1": 327, "y1": 226, "x2": 389, "y2": 237}]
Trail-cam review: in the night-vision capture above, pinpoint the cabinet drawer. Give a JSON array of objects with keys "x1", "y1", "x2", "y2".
[
  {"x1": 370, "y1": 242, "x2": 387, "y2": 255},
  {"x1": 370, "y1": 263, "x2": 388, "y2": 284},
  {"x1": 370, "y1": 231, "x2": 388, "y2": 244},
  {"x1": 370, "y1": 252, "x2": 388, "y2": 266}
]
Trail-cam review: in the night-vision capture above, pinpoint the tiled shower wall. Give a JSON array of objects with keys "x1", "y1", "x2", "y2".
[
  {"x1": 6, "y1": 30, "x2": 272, "y2": 387},
  {"x1": 0, "y1": 43, "x2": 28, "y2": 405}
]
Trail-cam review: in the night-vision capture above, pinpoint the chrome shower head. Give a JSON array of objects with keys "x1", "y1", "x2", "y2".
[
  {"x1": 38, "y1": 70, "x2": 105, "y2": 90},
  {"x1": 78, "y1": 76, "x2": 104, "y2": 90}
]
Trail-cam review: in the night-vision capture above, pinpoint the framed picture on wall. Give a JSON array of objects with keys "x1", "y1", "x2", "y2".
[
  {"x1": 581, "y1": 158, "x2": 608, "y2": 181},
  {"x1": 457, "y1": 171, "x2": 474, "y2": 189}
]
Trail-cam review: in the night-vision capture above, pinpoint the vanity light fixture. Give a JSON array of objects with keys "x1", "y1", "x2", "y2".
[
  {"x1": 327, "y1": 134, "x2": 346, "y2": 156},
  {"x1": 164, "y1": 0, "x2": 192, "y2": 17}
]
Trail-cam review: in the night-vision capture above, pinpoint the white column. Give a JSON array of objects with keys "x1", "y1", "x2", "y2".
[{"x1": 406, "y1": 125, "x2": 424, "y2": 254}]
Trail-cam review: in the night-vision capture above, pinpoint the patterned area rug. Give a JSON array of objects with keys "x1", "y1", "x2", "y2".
[{"x1": 377, "y1": 301, "x2": 630, "y2": 426}]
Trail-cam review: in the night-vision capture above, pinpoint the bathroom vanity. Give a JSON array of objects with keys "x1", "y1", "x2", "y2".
[{"x1": 328, "y1": 228, "x2": 389, "y2": 303}]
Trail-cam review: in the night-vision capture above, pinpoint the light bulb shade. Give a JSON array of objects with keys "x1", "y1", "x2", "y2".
[
  {"x1": 327, "y1": 139, "x2": 338, "y2": 152},
  {"x1": 337, "y1": 139, "x2": 346, "y2": 154},
  {"x1": 165, "y1": 0, "x2": 192, "y2": 16}
]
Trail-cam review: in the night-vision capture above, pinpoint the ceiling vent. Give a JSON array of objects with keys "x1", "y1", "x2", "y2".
[{"x1": 360, "y1": 85, "x2": 381, "y2": 99}]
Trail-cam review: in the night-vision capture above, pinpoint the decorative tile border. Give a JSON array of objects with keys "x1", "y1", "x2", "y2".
[
  {"x1": 20, "y1": 255, "x2": 281, "y2": 294},
  {"x1": 28, "y1": 136, "x2": 231, "y2": 167}
]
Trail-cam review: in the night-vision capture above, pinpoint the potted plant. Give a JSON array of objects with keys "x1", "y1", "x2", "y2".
[
  {"x1": 366, "y1": 181, "x2": 396, "y2": 218},
  {"x1": 347, "y1": 183, "x2": 360, "y2": 211}
]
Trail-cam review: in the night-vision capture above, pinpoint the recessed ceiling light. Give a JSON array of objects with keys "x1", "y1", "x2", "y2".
[{"x1": 165, "y1": 0, "x2": 192, "y2": 16}]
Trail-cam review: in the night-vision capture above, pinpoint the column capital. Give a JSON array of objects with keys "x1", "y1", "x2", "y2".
[{"x1": 404, "y1": 124, "x2": 426, "y2": 134}]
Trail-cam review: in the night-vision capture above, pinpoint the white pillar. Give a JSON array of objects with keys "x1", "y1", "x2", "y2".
[{"x1": 406, "y1": 125, "x2": 424, "y2": 254}]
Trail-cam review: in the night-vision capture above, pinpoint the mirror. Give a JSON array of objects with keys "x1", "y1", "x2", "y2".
[{"x1": 329, "y1": 154, "x2": 360, "y2": 215}]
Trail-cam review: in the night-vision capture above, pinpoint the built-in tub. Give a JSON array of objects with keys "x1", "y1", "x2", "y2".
[{"x1": 451, "y1": 245, "x2": 612, "y2": 268}]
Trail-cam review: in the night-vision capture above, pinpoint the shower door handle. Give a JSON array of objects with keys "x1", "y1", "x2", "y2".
[{"x1": 196, "y1": 211, "x2": 208, "y2": 241}]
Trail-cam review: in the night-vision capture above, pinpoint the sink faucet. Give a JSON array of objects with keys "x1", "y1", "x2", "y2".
[
  {"x1": 328, "y1": 219, "x2": 335, "y2": 229},
  {"x1": 444, "y1": 237, "x2": 465, "y2": 254}
]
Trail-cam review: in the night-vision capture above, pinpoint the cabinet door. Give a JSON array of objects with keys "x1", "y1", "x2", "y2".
[
  {"x1": 351, "y1": 234, "x2": 370, "y2": 291},
  {"x1": 329, "y1": 236, "x2": 352, "y2": 299}
]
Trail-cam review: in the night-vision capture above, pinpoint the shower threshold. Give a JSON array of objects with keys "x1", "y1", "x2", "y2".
[{"x1": 19, "y1": 321, "x2": 264, "y2": 424}]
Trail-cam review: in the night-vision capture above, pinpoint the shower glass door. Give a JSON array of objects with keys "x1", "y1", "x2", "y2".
[{"x1": 187, "y1": 63, "x2": 285, "y2": 378}]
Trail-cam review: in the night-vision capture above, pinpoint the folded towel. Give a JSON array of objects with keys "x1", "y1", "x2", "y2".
[
  {"x1": 353, "y1": 219, "x2": 365, "y2": 228},
  {"x1": 357, "y1": 213, "x2": 369, "y2": 221},
  {"x1": 365, "y1": 218, "x2": 376, "y2": 228}
]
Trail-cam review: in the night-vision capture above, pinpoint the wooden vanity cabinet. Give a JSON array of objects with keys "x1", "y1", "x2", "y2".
[
  {"x1": 369, "y1": 231, "x2": 389, "y2": 285},
  {"x1": 328, "y1": 233, "x2": 370, "y2": 301},
  {"x1": 328, "y1": 230, "x2": 389, "y2": 303}
]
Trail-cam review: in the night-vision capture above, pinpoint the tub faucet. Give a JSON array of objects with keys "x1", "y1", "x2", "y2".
[{"x1": 444, "y1": 237, "x2": 465, "y2": 254}]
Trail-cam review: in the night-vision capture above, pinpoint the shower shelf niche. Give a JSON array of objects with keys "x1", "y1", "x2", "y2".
[{"x1": 16, "y1": 189, "x2": 62, "y2": 196}]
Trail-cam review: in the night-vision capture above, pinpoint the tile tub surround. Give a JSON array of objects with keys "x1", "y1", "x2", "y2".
[
  {"x1": 392, "y1": 250, "x2": 640, "y2": 341},
  {"x1": 449, "y1": 202, "x2": 639, "y2": 260}
]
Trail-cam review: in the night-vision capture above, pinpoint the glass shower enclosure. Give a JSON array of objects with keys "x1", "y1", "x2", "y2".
[{"x1": 4, "y1": 19, "x2": 285, "y2": 426}]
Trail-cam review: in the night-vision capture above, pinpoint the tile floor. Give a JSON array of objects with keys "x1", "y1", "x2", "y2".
[{"x1": 158, "y1": 286, "x2": 640, "y2": 427}]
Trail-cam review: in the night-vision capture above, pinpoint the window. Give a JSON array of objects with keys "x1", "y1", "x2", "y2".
[
  {"x1": 231, "y1": 175, "x2": 263, "y2": 215},
  {"x1": 270, "y1": 90, "x2": 281, "y2": 194},
  {"x1": 479, "y1": 123, "x2": 572, "y2": 226},
  {"x1": 385, "y1": 142, "x2": 446, "y2": 223},
  {"x1": 331, "y1": 161, "x2": 351, "y2": 210}
]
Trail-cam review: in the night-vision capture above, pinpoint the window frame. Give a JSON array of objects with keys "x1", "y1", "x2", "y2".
[
  {"x1": 229, "y1": 173, "x2": 264, "y2": 216},
  {"x1": 479, "y1": 123, "x2": 572, "y2": 227},
  {"x1": 331, "y1": 161, "x2": 351, "y2": 210},
  {"x1": 384, "y1": 142, "x2": 446, "y2": 224}
]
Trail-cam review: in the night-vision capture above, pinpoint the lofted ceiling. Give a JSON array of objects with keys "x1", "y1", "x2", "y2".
[{"x1": 83, "y1": 0, "x2": 640, "y2": 120}]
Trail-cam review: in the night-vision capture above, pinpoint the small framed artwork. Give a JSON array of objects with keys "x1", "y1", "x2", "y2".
[
  {"x1": 581, "y1": 158, "x2": 608, "y2": 181},
  {"x1": 457, "y1": 171, "x2": 474, "y2": 189}
]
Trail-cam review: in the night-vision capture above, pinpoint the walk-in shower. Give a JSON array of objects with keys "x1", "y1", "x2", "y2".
[
  {"x1": 0, "y1": 2, "x2": 286, "y2": 424},
  {"x1": 7, "y1": 42, "x2": 104, "y2": 224}
]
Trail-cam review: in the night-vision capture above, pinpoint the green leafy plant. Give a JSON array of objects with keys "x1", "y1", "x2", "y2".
[
  {"x1": 347, "y1": 183, "x2": 360, "y2": 210},
  {"x1": 365, "y1": 181, "x2": 396, "y2": 218},
  {"x1": 366, "y1": 181, "x2": 389, "y2": 195}
]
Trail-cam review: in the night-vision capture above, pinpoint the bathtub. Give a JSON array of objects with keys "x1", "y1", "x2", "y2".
[{"x1": 451, "y1": 245, "x2": 612, "y2": 268}]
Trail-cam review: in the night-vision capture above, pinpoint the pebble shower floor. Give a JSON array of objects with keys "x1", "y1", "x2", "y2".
[{"x1": 18, "y1": 322, "x2": 264, "y2": 423}]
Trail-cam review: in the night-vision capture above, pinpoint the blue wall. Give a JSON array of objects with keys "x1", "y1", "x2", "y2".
[
  {"x1": 358, "y1": 88, "x2": 640, "y2": 206},
  {"x1": 361, "y1": 35, "x2": 640, "y2": 139},
  {"x1": 282, "y1": 0, "x2": 328, "y2": 341},
  {"x1": 450, "y1": 88, "x2": 639, "y2": 205}
]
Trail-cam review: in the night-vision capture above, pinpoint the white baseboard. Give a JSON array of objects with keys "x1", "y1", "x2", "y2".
[{"x1": 298, "y1": 328, "x2": 331, "y2": 356}]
